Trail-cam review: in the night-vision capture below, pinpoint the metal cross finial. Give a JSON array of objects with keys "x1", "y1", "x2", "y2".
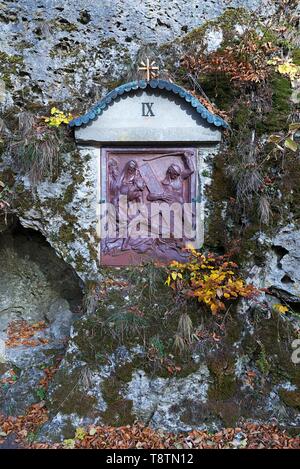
[{"x1": 138, "y1": 58, "x2": 159, "y2": 81}]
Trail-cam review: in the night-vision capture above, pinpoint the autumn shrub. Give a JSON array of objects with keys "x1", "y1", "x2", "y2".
[{"x1": 165, "y1": 248, "x2": 257, "y2": 314}]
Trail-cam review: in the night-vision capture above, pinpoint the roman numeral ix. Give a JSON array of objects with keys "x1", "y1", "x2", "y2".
[{"x1": 142, "y1": 102, "x2": 155, "y2": 117}]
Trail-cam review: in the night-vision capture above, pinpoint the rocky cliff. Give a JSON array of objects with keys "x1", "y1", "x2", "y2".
[{"x1": 0, "y1": 0, "x2": 300, "y2": 444}]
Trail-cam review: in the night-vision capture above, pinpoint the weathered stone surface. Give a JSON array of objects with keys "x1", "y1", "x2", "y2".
[
  {"x1": 48, "y1": 300, "x2": 74, "y2": 341},
  {"x1": 38, "y1": 342, "x2": 145, "y2": 441},
  {"x1": 0, "y1": 0, "x2": 275, "y2": 106},
  {"x1": 2, "y1": 368, "x2": 45, "y2": 416},
  {"x1": 0, "y1": 227, "x2": 82, "y2": 416},
  {"x1": 0, "y1": 0, "x2": 282, "y2": 281},
  {"x1": 33, "y1": 265, "x2": 300, "y2": 441},
  {"x1": 0, "y1": 0, "x2": 299, "y2": 444},
  {"x1": 0, "y1": 147, "x2": 101, "y2": 281},
  {"x1": 0, "y1": 227, "x2": 82, "y2": 330},
  {"x1": 265, "y1": 225, "x2": 300, "y2": 298},
  {"x1": 125, "y1": 365, "x2": 210, "y2": 432}
]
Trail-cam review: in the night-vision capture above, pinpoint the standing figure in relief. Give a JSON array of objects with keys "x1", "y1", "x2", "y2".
[
  {"x1": 108, "y1": 158, "x2": 119, "y2": 206},
  {"x1": 118, "y1": 160, "x2": 152, "y2": 252},
  {"x1": 119, "y1": 160, "x2": 146, "y2": 203},
  {"x1": 146, "y1": 151, "x2": 194, "y2": 257}
]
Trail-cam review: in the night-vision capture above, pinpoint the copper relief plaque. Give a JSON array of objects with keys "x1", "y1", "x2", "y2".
[{"x1": 101, "y1": 148, "x2": 197, "y2": 266}]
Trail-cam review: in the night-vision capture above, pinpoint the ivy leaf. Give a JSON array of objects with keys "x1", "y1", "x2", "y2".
[{"x1": 284, "y1": 138, "x2": 298, "y2": 152}]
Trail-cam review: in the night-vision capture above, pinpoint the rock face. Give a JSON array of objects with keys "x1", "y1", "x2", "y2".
[
  {"x1": 33, "y1": 264, "x2": 300, "y2": 442},
  {"x1": 125, "y1": 366, "x2": 210, "y2": 432},
  {"x1": 265, "y1": 225, "x2": 300, "y2": 298},
  {"x1": 0, "y1": 0, "x2": 300, "y2": 445},
  {"x1": 14, "y1": 147, "x2": 101, "y2": 281},
  {"x1": 0, "y1": 225, "x2": 82, "y2": 415},
  {"x1": 0, "y1": 226, "x2": 81, "y2": 332},
  {"x1": 0, "y1": 0, "x2": 275, "y2": 105},
  {"x1": 0, "y1": 0, "x2": 276, "y2": 282}
]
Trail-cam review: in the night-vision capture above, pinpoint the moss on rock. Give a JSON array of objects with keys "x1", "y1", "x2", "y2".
[
  {"x1": 256, "y1": 74, "x2": 292, "y2": 135},
  {"x1": 279, "y1": 389, "x2": 300, "y2": 410},
  {"x1": 59, "y1": 224, "x2": 75, "y2": 243},
  {"x1": 207, "y1": 352, "x2": 237, "y2": 401},
  {"x1": 47, "y1": 367, "x2": 97, "y2": 417}
]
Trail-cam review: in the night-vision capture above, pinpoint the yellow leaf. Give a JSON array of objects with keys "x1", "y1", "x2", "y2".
[
  {"x1": 171, "y1": 272, "x2": 177, "y2": 280},
  {"x1": 278, "y1": 62, "x2": 300, "y2": 80},
  {"x1": 165, "y1": 276, "x2": 171, "y2": 286},
  {"x1": 273, "y1": 304, "x2": 289, "y2": 314}
]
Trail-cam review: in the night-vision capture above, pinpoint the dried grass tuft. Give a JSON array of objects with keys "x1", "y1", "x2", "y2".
[
  {"x1": 9, "y1": 112, "x2": 73, "y2": 185},
  {"x1": 228, "y1": 131, "x2": 263, "y2": 211},
  {"x1": 259, "y1": 194, "x2": 272, "y2": 225}
]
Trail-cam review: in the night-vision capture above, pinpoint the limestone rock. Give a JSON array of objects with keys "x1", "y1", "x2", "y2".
[
  {"x1": 125, "y1": 365, "x2": 210, "y2": 432},
  {"x1": 265, "y1": 225, "x2": 300, "y2": 299},
  {"x1": 0, "y1": 227, "x2": 82, "y2": 416}
]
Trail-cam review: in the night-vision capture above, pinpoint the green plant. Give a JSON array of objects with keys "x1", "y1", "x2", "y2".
[
  {"x1": 27, "y1": 432, "x2": 37, "y2": 443},
  {"x1": 36, "y1": 387, "x2": 46, "y2": 401},
  {"x1": 173, "y1": 334, "x2": 187, "y2": 354},
  {"x1": 106, "y1": 310, "x2": 148, "y2": 340},
  {"x1": 75, "y1": 427, "x2": 86, "y2": 440},
  {"x1": 149, "y1": 335, "x2": 165, "y2": 358},
  {"x1": 172, "y1": 312, "x2": 194, "y2": 353},
  {"x1": 258, "y1": 193, "x2": 272, "y2": 225},
  {"x1": 177, "y1": 313, "x2": 193, "y2": 344},
  {"x1": 256, "y1": 343, "x2": 271, "y2": 375},
  {"x1": 228, "y1": 132, "x2": 263, "y2": 208}
]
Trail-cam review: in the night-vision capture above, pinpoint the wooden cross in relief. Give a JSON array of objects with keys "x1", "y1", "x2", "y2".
[{"x1": 138, "y1": 58, "x2": 159, "y2": 81}]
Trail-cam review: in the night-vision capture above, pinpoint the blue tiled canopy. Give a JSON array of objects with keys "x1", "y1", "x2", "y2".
[{"x1": 69, "y1": 79, "x2": 229, "y2": 129}]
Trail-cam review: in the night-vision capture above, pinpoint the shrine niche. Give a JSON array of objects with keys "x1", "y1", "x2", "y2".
[{"x1": 69, "y1": 72, "x2": 228, "y2": 266}]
